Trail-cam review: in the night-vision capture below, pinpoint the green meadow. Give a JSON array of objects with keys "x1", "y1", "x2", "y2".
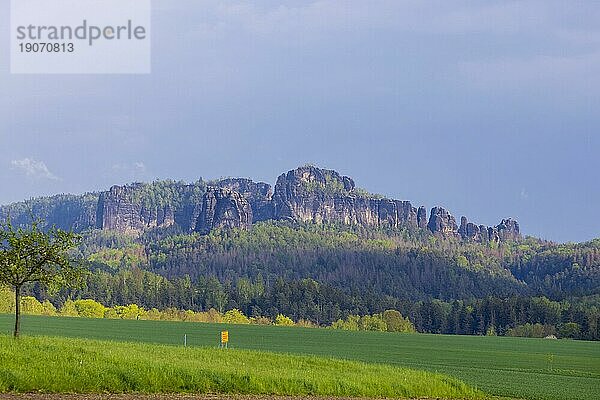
[
  {"x1": 1, "y1": 314, "x2": 599, "y2": 400},
  {"x1": 0, "y1": 335, "x2": 480, "y2": 398}
]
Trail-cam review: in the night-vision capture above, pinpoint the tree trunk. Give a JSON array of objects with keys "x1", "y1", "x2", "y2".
[{"x1": 14, "y1": 286, "x2": 21, "y2": 338}]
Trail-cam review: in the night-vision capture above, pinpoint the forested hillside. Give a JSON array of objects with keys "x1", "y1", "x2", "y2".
[
  {"x1": 12, "y1": 221, "x2": 599, "y2": 340},
  {"x1": 2, "y1": 166, "x2": 599, "y2": 340}
]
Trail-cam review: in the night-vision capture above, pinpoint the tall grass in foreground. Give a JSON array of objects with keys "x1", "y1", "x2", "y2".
[{"x1": 0, "y1": 335, "x2": 483, "y2": 398}]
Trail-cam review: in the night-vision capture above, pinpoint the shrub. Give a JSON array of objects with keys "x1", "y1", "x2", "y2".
[
  {"x1": 41, "y1": 300, "x2": 57, "y2": 316},
  {"x1": 223, "y1": 309, "x2": 250, "y2": 324},
  {"x1": 383, "y1": 310, "x2": 416, "y2": 333},
  {"x1": 0, "y1": 287, "x2": 14, "y2": 313},
  {"x1": 73, "y1": 299, "x2": 106, "y2": 318},
  {"x1": 114, "y1": 304, "x2": 145, "y2": 320},
  {"x1": 559, "y1": 322, "x2": 581, "y2": 339},
  {"x1": 331, "y1": 315, "x2": 360, "y2": 331},
  {"x1": 59, "y1": 299, "x2": 78, "y2": 316},
  {"x1": 21, "y1": 297, "x2": 44, "y2": 315},
  {"x1": 251, "y1": 316, "x2": 272, "y2": 325},
  {"x1": 275, "y1": 314, "x2": 295, "y2": 326},
  {"x1": 360, "y1": 314, "x2": 387, "y2": 332},
  {"x1": 507, "y1": 323, "x2": 556, "y2": 338},
  {"x1": 296, "y1": 319, "x2": 318, "y2": 328}
]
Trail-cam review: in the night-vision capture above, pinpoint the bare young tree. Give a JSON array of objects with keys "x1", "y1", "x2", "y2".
[{"x1": 0, "y1": 218, "x2": 84, "y2": 337}]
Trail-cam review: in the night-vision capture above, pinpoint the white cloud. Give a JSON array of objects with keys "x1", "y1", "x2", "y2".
[{"x1": 10, "y1": 158, "x2": 60, "y2": 181}]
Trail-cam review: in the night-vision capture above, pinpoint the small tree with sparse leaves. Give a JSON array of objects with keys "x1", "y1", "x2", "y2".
[{"x1": 0, "y1": 218, "x2": 85, "y2": 338}]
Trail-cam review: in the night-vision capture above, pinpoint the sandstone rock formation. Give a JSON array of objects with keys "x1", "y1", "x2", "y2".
[
  {"x1": 459, "y1": 216, "x2": 488, "y2": 241},
  {"x1": 0, "y1": 165, "x2": 521, "y2": 242},
  {"x1": 417, "y1": 206, "x2": 428, "y2": 229},
  {"x1": 272, "y1": 165, "x2": 420, "y2": 229},
  {"x1": 196, "y1": 187, "x2": 253, "y2": 234},
  {"x1": 456, "y1": 216, "x2": 520, "y2": 242},
  {"x1": 428, "y1": 207, "x2": 459, "y2": 236},
  {"x1": 97, "y1": 185, "x2": 175, "y2": 234},
  {"x1": 496, "y1": 218, "x2": 520, "y2": 241},
  {"x1": 215, "y1": 178, "x2": 274, "y2": 222}
]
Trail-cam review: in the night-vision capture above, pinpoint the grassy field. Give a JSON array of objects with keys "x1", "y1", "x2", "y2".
[
  {"x1": 1, "y1": 315, "x2": 599, "y2": 400},
  {"x1": 0, "y1": 335, "x2": 480, "y2": 398}
]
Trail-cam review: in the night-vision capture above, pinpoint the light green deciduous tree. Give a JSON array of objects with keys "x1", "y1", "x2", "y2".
[{"x1": 0, "y1": 219, "x2": 84, "y2": 337}]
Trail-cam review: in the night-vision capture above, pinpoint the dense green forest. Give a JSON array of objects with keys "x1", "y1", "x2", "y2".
[{"x1": 11, "y1": 221, "x2": 599, "y2": 340}]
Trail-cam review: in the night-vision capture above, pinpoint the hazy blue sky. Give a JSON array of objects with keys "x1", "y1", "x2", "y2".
[{"x1": 1, "y1": 1, "x2": 599, "y2": 242}]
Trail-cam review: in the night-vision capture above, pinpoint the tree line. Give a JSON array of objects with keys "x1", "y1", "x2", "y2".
[
  {"x1": 0, "y1": 287, "x2": 416, "y2": 333},
  {"x1": 17, "y1": 268, "x2": 599, "y2": 340}
]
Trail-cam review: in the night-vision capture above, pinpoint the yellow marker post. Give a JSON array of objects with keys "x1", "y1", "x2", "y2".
[{"x1": 220, "y1": 330, "x2": 229, "y2": 348}]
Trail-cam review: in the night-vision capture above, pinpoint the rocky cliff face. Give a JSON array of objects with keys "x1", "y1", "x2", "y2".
[
  {"x1": 428, "y1": 207, "x2": 459, "y2": 236},
  {"x1": 456, "y1": 216, "x2": 520, "y2": 242},
  {"x1": 459, "y1": 216, "x2": 483, "y2": 241},
  {"x1": 196, "y1": 187, "x2": 253, "y2": 234},
  {"x1": 272, "y1": 165, "x2": 420, "y2": 229},
  {"x1": 97, "y1": 185, "x2": 175, "y2": 234},
  {"x1": 417, "y1": 206, "x2": 428, "y2": 229},
  {"x1": 269, "y1": 166, "x2": 519, "y2": 242},
  {"x1": 1, "y1": 165, "x2": 521, "y2": 242},
  {"x1": 215, "y1": 178, "x2": 274, "y2": 222},
  {"x1": 496, "y1": 218, "x2": 521, "y2": 241}
]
